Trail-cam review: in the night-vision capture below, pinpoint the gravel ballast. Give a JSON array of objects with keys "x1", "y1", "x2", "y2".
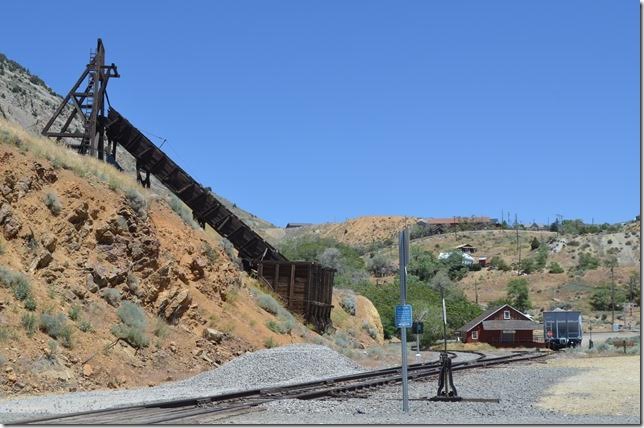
[
  {"x1": 0, "y1": 344, "x2": 365, "y2": 423},
  {"x1": 217, "y1": 362, "x2": 640, "y2": 425}
]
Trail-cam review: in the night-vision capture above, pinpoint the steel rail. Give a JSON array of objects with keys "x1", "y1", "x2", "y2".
[{"x1": 16, "y1": 350, "x2": 546, "y2": 425}]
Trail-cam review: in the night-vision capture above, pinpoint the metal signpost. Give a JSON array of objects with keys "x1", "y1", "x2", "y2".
[{"x1": 397, "y1": 228, "x2": 411, "y2": 412}]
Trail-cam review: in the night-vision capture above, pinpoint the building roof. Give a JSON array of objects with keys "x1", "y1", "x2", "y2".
[
  {"x1": 455, "y1": 243, "x2": 477, "y2": 249},
  {"x1": 481, "y1": 320, "x2": 541, "y2": 331},
  {"x1": 457, "y1": 303, "x2": 530, "y2": 333},
  {"x1": 425, "y1": 216, "x2": 493, "y2": 225},
  {"x1": 285, "y1": 223, "x2": 312, "y2": 228}
]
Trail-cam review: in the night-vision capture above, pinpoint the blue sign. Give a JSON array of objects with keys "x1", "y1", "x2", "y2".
[{"x1": 395, "y1": 304, "x2": 413, "y2": 328}]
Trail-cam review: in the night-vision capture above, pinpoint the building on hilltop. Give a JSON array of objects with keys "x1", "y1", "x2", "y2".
[{"x1": 455, "y1": 243, "x2": 477, "y2": 254}]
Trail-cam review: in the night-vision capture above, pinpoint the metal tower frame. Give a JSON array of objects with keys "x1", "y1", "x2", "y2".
[{"x1": 42, "y1": 38, "x2": 119, "y2": 160}]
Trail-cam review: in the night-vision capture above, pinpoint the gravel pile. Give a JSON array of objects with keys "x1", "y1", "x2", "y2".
[
  {"x1": 220, "y1": 363, "x2": 640, "y2": 425},
  {"x1": 0, "y1": 344, "x2": 365, "y2": 423}
]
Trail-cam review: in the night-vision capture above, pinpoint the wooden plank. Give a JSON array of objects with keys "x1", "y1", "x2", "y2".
[
  {"x1": 273, "y1": 263, "x2": 280, "y2": 294},
  {"x1": 288, "y1": 264, "x2": 296, "y2": 309}
]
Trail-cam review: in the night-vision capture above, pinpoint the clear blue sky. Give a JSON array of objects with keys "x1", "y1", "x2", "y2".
[{"x1": 1, "y1": 1, "x2": 639, "y2": 226}]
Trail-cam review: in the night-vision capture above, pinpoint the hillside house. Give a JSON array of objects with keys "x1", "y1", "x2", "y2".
[
  {"x1": 455, "y1": 243, "x2": 477, "y2": 254},
  {"x1": 438, "y1": 251, "x2": 475, "y2": 266},
  {"x1": 457, "y1": 304, "x2": 542, "y2": 347}
]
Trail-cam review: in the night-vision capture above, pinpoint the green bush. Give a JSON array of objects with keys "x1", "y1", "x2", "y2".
[
  {"x1": 334, "y1": 331, "x2": 352, "y2": 347},
  {"x1": 534, "y1": 246, "x2": 548, "y2": 271},
  {"x1": 530, "y1": 237, "x2": 540, "y2": 250},
  {"x1": 361, "y1": 321, "x2": 379, "y2": 339},
  {"x1": 68, "y1": 304, "x2": 80, "y2": 321},
  {"x1": 43, "y1": 192, "x2": 62, "y2": 216},
  {"x1": 125, "y1": 189, "x2": 147, "y2": 218},
  {"x1": 101, "y1": 288, "x2": 121, "y2": 306},
  {"x1": 21, "y1": 313, "x2": 37, "y2": 336},
  {"x1": 367, "y1": 253, "x2": 396, "y2": 277},
  {"x1": 0, "y1": 266, "x2": 32, "y2": 301},
  {"x1": 79, "y1": 319, "x2": 93, "y2": 332},
  {"x1": 264, "y1": 336, "x2": 277, "y2": 348},
  {"x1": 126, "y1": 273, "x2": 140, "y2": 294},
  {"x1": 548, "y1": 262, "x2": 564, "y2": 274},
  {"x1": 39, "y1": 312, "x2": 73, "y2": 348},
  {"x1": 366, "y1": 346, "x2": 385, "y2": 359},
  {"x1": 168, "y1": 195, "x2": 198, "y2": 229},
  {"x1": 441, "y1": 252, "x2": 469, "y2": 281},
  {"x1": 506, "y1": 278, "x2": 531, "y2": 312},
  {"x1": 490, "y1": 256, "x2": 510, "y2": 272},
  {"x1": 266, "y1": 320, "x2": 286, "y2": 334},
  {"x1": 111, "y1": 302, "x2": 149, "y2": 348},
  {"x1": 519, "y1": 258, "x2": 536, "y2": 274},
  {"x1": 24, "y1": 295, "x2": 37, "y2": 311},
  {"x1": 116, "y1": 301, "x2": 147, "y2": 328},
  {"x1": 590, "y1": 287, "x2": 627, "y2": 311},
  {"x1": 408, "y1": 248, "x2": 440, "y2": 281},
  {"x1": 340, "y1": 293, "x2": 357, "y2": 316},
  {"x1": 202, "y1": 241, "x2": 218, "y2": 264},
  {"x1": 577, "y1": 253, "x2": 599, "y2": 272},
  {"x1": 255, "y1": 293, "x2": 281, "y2": 315},
  {"x1": 40, "y1": 312, "x2": 66, "y2": 337},
  {"x1": 153, "y1": 317, "x2": 169, "y2": 338},
  {"x1": 111, "y1": 324, "x2": 149, "y2": 348}
]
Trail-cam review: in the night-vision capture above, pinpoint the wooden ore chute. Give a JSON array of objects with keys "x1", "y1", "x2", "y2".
[{"x1": 104, "y1": 108, "x2": 334, "y2": 331}]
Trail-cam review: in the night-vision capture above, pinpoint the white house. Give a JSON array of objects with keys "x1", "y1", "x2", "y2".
[{"x1": 438, "y1": 251, "x2": 475, "y2": 266}]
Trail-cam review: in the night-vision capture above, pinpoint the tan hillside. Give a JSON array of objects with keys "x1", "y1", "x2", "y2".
[{"x1": 287, "y1": 216, "x2": 421, "y2": 247}]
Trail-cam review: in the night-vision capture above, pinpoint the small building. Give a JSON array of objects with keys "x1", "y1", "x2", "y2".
[
  {"x1": 438, "y1": 251, "x2": 475, "y2": 266},
  {"x1": 457, "y1": 304, "x2": 542, "y2": 347},
  {"x1": 285, "y1": 223, "x2": 312, "y2": 229},
  {"x1": 455, "y1": 243, "x2": 477, "y2": 254}
]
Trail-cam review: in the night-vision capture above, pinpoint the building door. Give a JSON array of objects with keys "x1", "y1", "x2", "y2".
[{"x1": 501, "y1": 330, "x2": 515, "y2": 344}]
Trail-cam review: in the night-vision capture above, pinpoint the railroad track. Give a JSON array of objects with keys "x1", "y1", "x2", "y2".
[{"x1": 16, "y1": 350, "x2": 548, "y2": 424}]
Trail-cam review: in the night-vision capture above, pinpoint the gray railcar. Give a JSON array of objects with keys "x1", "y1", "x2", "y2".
[{"x1": 543, "y1": 310, "x2": 582, "y2": 350}]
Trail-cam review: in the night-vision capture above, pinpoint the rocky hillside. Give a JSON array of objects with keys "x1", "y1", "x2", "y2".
[{"x1": 0, "y1": 119, "x2": 386, "y2": 397}]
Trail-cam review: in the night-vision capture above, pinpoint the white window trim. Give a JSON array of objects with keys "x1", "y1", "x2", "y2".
[
  {"x1": 503, "y1": 310, "x2": 511, "y2": 320},
  {"x1": 471, "y1": 330, "x2": 478, "y2": 340}
]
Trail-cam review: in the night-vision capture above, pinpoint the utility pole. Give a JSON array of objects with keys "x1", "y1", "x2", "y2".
[
  {"x1": 398, "y1": 229, "x2": 410, "y2": 413},
  {"x1": 610, "y1": 262, "x2": 616, "y2": 327},
  {"x1": 453, "y1": 216, "x2": 457, "y2": 239},
  {"x1": 474, "y1": 280, "x2": 479, "y2": 305},
  {"x1": 515, "y1": 214, "x2": 521, "y2": 273}
]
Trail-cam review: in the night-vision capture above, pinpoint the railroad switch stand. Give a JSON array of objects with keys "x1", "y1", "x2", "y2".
[{"x1": 429, "y1": 352, "x2": 462, "y2": 402}]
